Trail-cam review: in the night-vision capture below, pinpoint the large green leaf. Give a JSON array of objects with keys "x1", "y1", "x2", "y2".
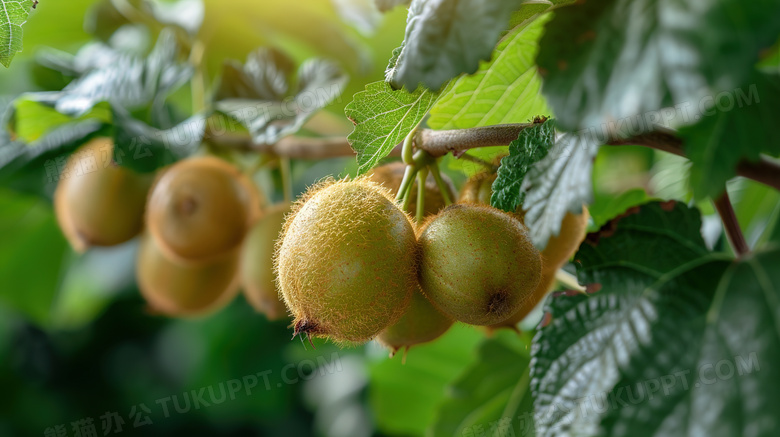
[
  {"x1": 430, "y1": 333, "x2": 536, "y2": 437},
  {"x1": 368, "y1": 324, "x2": 483, "y2": 436},
  {"x1": 215, "y1": 48, "x2": 347, "y2": 146},
  {"x1": 427, "y1": 11, "x2": 551, "y2": 129},
  {"x1": 344, "y1": 80, "x2": 436, "y2": 174},
  {"x1": 531, "y1": 201, "x2": 780, "y2": 436},
  {"x1": 537, "y1": 0, "x2": 780, "y2": 133},
  {"x1": 679, "y1": 72, "x2": 780, "y2": 199},
  {"x1": 0, "y1": 0, "x2": 34, "y2": 68},
  {"x1": 388, "y1": 0, "x2": 574, "y2": 91},
  {"x1": 491, "y1": 119, "x2": 555, "y2": 215}
]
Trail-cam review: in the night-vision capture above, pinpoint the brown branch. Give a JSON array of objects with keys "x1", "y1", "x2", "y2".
[
  {"x1": 208, "y1": 124, "x2": 780, "y2": 193},
  {"x1": 714, "y1": 191, "x2": 750, "y2": 256}
]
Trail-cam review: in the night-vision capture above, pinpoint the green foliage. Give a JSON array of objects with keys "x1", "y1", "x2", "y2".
[
  {"x1": 430, "y1": 333, "x2": 536, "y2": 437},
  {"x1": 345, "y1": 80, "x2": 435, "y2": 174},
  {"x1": 537, "y1": 0, "x2": 780, "y2": 134},
  {"x1": 530, "y1": 201, "x2": 780, "y2": 435},
  {"x1": 215, "y1": 48, "x2": 348, "y2": 145},
  {"x1": 0, "y1": 0, "x2": 34, "y2": 68},
  {"x1": 387, "y1": 0, "x2": 523, "y2": 91},
  {"x1": 0, "y1": 189, "x2": 68, "y2": 326},
  {"x1": 427, "y1": 13, "x2": 550, "y2": 130},
  {"x1": 369, "y1": 324, "x2": 483, "y2": 436},
  {"x1": 680, "y1": 72, "x2": 780, "y2": 199},
  {"x1": 491, "y1": 119, "x2": 555, "y2": 214}
]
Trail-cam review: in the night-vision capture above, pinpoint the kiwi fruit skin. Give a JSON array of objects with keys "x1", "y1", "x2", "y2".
[
  {"x1": 418, "y1": 204, "x2": 542, "y2": 326},
  {"x1": 54, "y1": 138, "x2": 152, "y2": 252},
  {"x1": 136, "y1": 233, "x2": 241, "y2": 317},
  {"x1": 460, "y1": 172, "x2": 590, "y2": 329},
  {"x1": 275, "y1": 178, "x2": 418, "y2": 343},
  {"x1": 146, "y1": 156, "x2": 259, "y2": 266},
  {"x1": 239, "y1": 203, "x2": 290, "y2": 320},
  {"x1": 369, "y1": 161, "x2": 456, "y2": 217},
  {"x1": 377, "y1": 289, "x2": 453, "y2": 355}
]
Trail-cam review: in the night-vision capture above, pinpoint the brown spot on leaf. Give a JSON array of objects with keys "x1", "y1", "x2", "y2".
[
  {"x1": 659, "y1": 200, "x2": 677, "y2": 211},
  {"x1": 558, "y1": 60, "x2": 569, "y2": 71}
]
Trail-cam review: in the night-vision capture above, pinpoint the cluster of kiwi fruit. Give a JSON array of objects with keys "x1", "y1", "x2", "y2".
[
  {"x1": 53, "y1": 137, "x2": 289, "y2": 319},
  {"x1": 275, "y1": 159, "x2": 588, "y2": 357},
  {"x1": 54, "y1": 138, "x2": 587, "y2": 357}
]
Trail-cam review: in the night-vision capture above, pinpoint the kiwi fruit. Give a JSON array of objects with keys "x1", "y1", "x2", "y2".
[
  {"x1": 54, "y1": 137, "x2": 152, "y2": 252},
  {"x1": 239, "y1": 203, "x2": 290, "y2": 320},
  {"x1": 417, "y1": 204, "x2": 542, "y2": 326},
  {"x1": 368, "y1": 161, "x2": 456, "y2": 216},
  {"x1": 377, "y1": 289, "x2": 453, "y2": 357},
  {"x1": 136, "y1": 233, "x2": 241, "y2": 317},
  {"x1": 459, "y1": 172, "x2": 590, "y2": 329},
  {"x1": 275, "y1": 178, "x2": 418, "y2": 343},
  {"x1": 146, "y1": 156, "x2": 260, "y2": 265}
]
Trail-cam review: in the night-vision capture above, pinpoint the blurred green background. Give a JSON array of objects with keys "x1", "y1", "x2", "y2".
[{"x1": 2, "y1": 1, "x2": 779, "y2": 437}]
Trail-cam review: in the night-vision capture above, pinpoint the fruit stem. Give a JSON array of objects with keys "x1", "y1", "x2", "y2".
[
  {"x1": 280, "y1": 157, "x2": 293, "y2": 203},
  {"x1": 714, "y1": 189, "x2": 749, "y2": 257},
  {"x1": 416, "y1": 167, "x2": 428, "y2": 224},
  {"x1": 555, "y1": 269, "x2": 585, "y2": 293},
  {"x1": 396, "y1": 165, "x2": 418, "y2": 203},
  {"x1": 402, "y1": 122, "x2": 420, "y2": 166},
  {"x1": 428, "y1": 162, "x2": 452, "y2": 206}
]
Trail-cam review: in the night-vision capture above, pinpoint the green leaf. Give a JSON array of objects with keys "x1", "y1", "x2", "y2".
[
  {"x1": 0, "y1": 98, "x2": 107, "y2": 198},
  {"x1": 593, "y1": 247, "x2": 780, "y2": 437},
  {"x1": 28, "y1": 28, "x2": 192, "y2": 117},
  {"x1": 521, "y1": 131, "x2": 599, "y2": 249},
  {"x1": 530, "y1": 201, "x2": 780, "y2": 436},
  {"x1": 368, "y1": 324, "x2": 483, "y2": 436},
  {"x1": 430, "y1": 333, "x2": 536, "y2": 437},
  {"x1": 427, "y1": 10, "x2": 551, "y2": 129},
  {"x1": 0, "y1": 0, "x2": 34, "y2": 68},
  {"x1": 491, "y1": 119, "x2": 555, "y2": 213},
  {"x1": 215, "y1": 48, "x2": 347, "y2": 145},
  {"x1": 13, "y1": 98, "x2": 112, "y2": 142},
  {"x1": 679, "y1": 72, "x2": 780, "y2": 199},
  {"x1": 387, "y1": 0, "x2": 525, "y2": 91},
  {"x1": 344, "y1": 80, "x2": 435, "y2": 174},
  {"x1": 537, "y1": 0, "x2": 780, "y2": 133}
]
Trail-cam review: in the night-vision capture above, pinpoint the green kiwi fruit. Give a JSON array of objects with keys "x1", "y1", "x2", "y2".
[{"x1": 417, "y1": 204, "x2": 542, "y2": 326}]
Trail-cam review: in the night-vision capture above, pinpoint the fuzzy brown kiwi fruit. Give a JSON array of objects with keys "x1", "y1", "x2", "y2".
[
  {"x1": 460, "y1": 172, "x2": 590, "y2": 329},
  {"x1": 239, "y1": 203, "x2": 290, "y2": 320},
  {"x1": 368, "y1": 161, "x2": 456, "y2": 216},
  {"x1": 54, "y1": 138, "x2": 153, "y2": 252},
  {"x1": 275, "y1": 178, "x2": 418, "y2": 343},
  {"x1": 146, "y1": 156, "x2": 260, "y2": 265},
  {"x1": 418, "y1": 204, "x2": 542, "y2": 325},
  {"x1": 377, "y1": 289, "x2": 453, "y2": 357},
  {"x1": 136, "y1": 233, "x2": 240, "y2": 317}
]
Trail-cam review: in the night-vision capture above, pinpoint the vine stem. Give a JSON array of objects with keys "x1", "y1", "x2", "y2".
[
  {"x1": 714, "y1": 190, "x2": 750, "y2": 257},
  {"x1": 211, "y1": 125, "x2": 780, "y2": 192}
]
